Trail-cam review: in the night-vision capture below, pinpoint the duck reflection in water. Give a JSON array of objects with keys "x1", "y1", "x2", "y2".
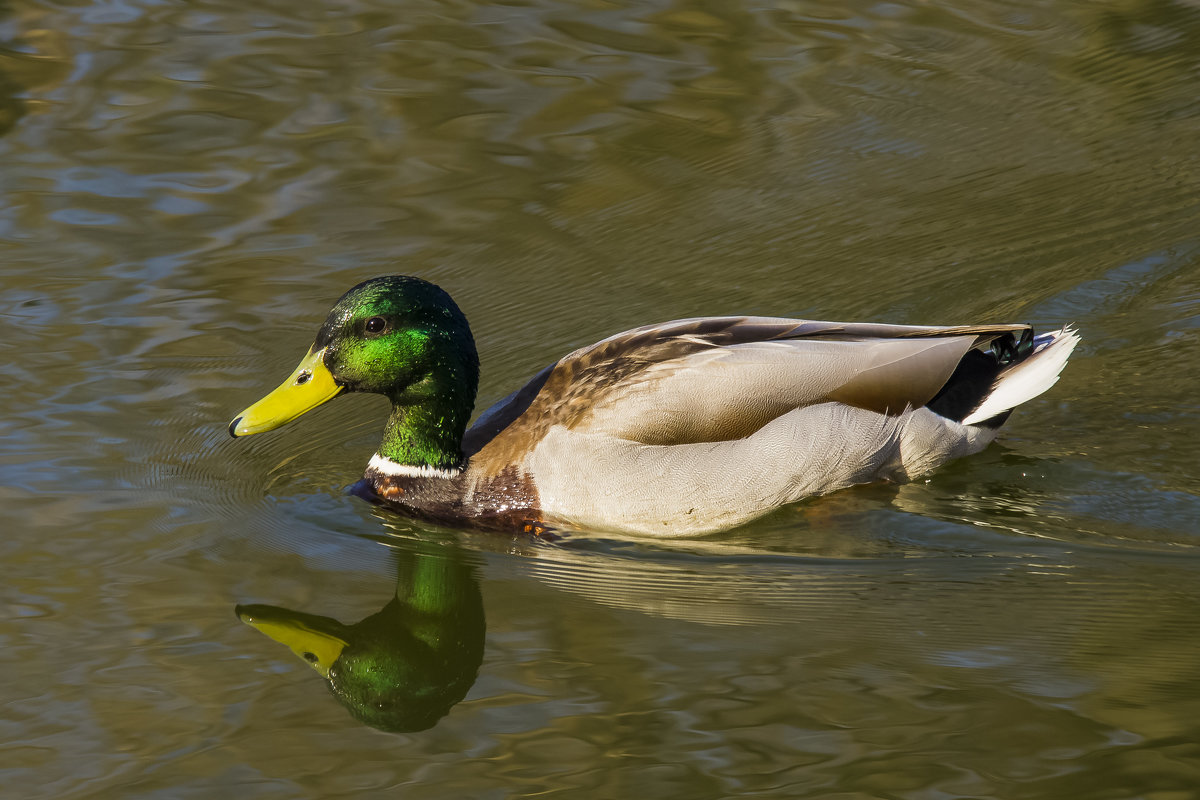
[{"x1": 236, "y1": 544, "x2": 484, "y2": 732}]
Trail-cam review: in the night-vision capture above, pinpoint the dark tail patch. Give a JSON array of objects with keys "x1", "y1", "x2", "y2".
[{"x1": 925, "y1": 330, "x2": 1031, "y2": 428}]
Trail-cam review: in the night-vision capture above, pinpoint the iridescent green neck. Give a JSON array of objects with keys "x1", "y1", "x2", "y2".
[{"x1": 378, "y1": 369, "x2": 474, "y2": 470}]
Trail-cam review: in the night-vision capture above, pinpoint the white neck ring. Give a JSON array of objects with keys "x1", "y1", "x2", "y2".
[{"x1": 367, "y1": 453, "x2": 462, "y2": 479}]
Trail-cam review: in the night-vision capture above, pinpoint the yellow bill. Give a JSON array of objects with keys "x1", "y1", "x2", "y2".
[
  {"x1": 228, "y1": 346, "x2": 342, "y2": 437},
  {"x1": 236, "y1": 604, "x2": 349, "y2": 679}
]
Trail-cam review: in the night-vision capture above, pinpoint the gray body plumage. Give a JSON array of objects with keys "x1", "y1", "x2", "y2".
[{"x1": 453, "y1": 316, "x2": 1078, "y2": 536}]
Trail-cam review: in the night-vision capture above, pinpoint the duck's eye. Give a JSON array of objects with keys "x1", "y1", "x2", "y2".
[{"x1": 365, "y1": 316, "x2": 387, "y2": 335}]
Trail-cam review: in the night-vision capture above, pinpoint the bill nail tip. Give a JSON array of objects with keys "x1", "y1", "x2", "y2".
[{"x1": 228, "y1": 417, "x2": 242, "y2": 438}]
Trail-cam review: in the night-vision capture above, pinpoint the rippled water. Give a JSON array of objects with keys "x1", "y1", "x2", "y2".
[{"x1": 4, "y1": 0, "x2": 1200, "y2": 796}]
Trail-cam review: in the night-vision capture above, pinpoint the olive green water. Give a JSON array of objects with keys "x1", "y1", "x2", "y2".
[{"x1": 4, "y1": 0, "x2": 1200, "y2": 796}]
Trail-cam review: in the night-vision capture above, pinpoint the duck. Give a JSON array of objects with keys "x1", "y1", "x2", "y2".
[{"x1": 229, "y1": 276, "x2": 1079, "y2": 536}]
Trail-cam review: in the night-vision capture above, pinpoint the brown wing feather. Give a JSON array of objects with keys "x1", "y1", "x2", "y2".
[{"x1": 464, "y1": 317, "x2": 1032, "y2": 474}]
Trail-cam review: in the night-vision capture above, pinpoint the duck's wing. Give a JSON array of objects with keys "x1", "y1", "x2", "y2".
[{"x1": 463, "y1": 316, "x2": 1030, "y2": 470}]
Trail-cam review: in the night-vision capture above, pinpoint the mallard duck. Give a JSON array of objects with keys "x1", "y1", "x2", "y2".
[{"x1": 229, "y1": 276, "x2": 1079, "y2": 536}]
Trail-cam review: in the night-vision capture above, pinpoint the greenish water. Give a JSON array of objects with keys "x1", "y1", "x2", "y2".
[{"x1": 4, "y1": 0, "x2": 1200, "y2": 796}]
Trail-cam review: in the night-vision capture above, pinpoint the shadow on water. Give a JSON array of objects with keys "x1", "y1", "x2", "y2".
[{"x1": 237, "y1": 537, "x2": 485, "y2": 733}]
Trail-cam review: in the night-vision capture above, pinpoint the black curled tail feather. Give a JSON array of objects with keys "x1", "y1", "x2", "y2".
[
  {"x1": 927, "y1": 325, "x2": 1079, "y2": 428},
  {"x1": 925, "y1": 329, "x2": 1026, "y2": 428}
]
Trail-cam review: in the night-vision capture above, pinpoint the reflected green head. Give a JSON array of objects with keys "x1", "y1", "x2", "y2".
[
  {"x1": 316, "y1": 276, "x2": 479, "y2": 402},
  {"x1": 237, "y1": 596, "x2": 485, "y2": 734},
  {"x1": 328, "y1": 615, "x2": 483, "y2": 733}
]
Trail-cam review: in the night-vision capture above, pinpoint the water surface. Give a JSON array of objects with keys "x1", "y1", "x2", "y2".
[{"x1": 4, "y1": 0, "x2": 1200, "y2": 797}]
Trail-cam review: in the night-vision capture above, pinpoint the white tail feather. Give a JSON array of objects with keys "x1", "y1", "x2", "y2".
[{"x1": 961, "y1": 326, "x2": 1080, "y2": 426}]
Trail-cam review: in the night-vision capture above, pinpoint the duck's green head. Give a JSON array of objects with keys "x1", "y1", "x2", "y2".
[{"x1": 229, "y1": 276, "x2": 480, "y2": 468}]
